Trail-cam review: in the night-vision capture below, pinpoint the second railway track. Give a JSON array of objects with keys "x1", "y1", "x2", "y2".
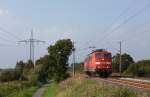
[{"x1": 93, "y1": 77, "x2": 150, "y2": 92}]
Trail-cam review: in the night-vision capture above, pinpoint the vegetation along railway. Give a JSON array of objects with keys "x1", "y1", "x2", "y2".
[{"x1": 92, "y1": 77, "x2": 150, "y2": 92}]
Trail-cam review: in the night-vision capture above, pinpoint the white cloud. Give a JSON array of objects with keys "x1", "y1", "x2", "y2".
[
  {"x1": 0, "y1": 8, "x2": 8, "y2": 16},
  {"x1": 60, "y1": 31, "x2": 72, "y2": 39},
  {"x1": 0, "y1": 8, "x2": 4, "y2": 15}
]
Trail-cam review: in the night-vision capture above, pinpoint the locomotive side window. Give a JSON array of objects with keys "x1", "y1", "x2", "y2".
[{"x1": 104, "y1": 53, "x2": 111, "y2": 59}]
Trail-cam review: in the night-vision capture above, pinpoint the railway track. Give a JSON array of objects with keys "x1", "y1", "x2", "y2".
[{"x1": 94, "y1": 77, "x2": 150, "y2": 92}]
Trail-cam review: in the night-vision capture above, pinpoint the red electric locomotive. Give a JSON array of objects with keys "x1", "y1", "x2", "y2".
[{"x1": 84, "y1": 49, "x2": 112, "y2": 77}]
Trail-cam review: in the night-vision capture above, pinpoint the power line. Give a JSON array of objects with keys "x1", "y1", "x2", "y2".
[
  {"x1": 0, "y1": 27, "x2": 21, "y2": 40},
  {"x1": 100, "y1": 2, "x2": 150, "y2": 45},
  {"x1": 0, "y1": 44, "x2": 17, "y2": 47},
  {"x1": 111, "y1": 3, "x2": 150, "y2": 32},
  {"x1": 105, "y1": 41, "x2": 119, "y2": 52},
  {"x1": 102, "y1": 0, "x2": 136, "y2": 34},
  {"x1": 0, "y1": 35, "x2": 17, "y2": 43},
  {"x1": 121, "y1": 22, "x2": 150, "y2": 42},
  {"x1": 99, "y1": 0, "x2": 136, "y2": 44},
  {"x1": 0, "y1": 29, "x2": 20, "y2": 46}
]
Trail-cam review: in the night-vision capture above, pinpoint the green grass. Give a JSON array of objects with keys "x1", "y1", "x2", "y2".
[
  {"x1": 6, "y1": 86, "x2": 38, "y2": 97},
  {"x1": 42, "y1": 82, "x2": 58, "y2": 97},
  {"x1": 0, "y1": 81, "x2": 39, "y2": 97},
  {"x1": 42, "y1": 76, "x2": 149, "y2": 97}
]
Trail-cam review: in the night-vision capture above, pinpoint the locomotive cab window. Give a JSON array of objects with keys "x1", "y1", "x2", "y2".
[
  {"x1": 104, "y1": 53, "x2": 111, "y2": 59},
  {"x1": 95, "y1": 53, "x2": 103, "y2": 59}
]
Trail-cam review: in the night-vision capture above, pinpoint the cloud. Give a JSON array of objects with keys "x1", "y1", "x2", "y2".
[
  {"x1": 60, "y1": 31, "x2": 73, "y2": 39},
  {"x1": 0, "y1": 8, "x2": 8, "y2": 16},
  {"x1": 0, "y1": 8, "x2": 24, "y2": 31}
]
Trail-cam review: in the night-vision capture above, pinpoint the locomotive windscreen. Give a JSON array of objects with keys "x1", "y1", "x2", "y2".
[
  {"x1": 104, "y1": 53, "x2": 111, "y2": 59},
  {"x1": 95, "y1": 53, "x2": 103, "y2": 59},
  {"x1": 95, "y1": 53, "x2": 111, "y2": 59}
]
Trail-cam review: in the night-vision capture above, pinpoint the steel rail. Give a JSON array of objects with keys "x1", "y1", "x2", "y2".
[{"x1": 94, "y1": 77, "x2": 150, "y2": 91}]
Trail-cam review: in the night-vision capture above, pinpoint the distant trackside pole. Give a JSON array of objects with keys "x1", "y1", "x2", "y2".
[
  {"x1": 72, "y1": 41, "x2": 75, "y2": 77},
  {"x1": 119, "y1": 41, "x2": 122, "y2": 76}
]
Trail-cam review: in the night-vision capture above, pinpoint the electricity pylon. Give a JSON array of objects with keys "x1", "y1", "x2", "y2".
[{"x1": 18, "y1": 30, "x2": 45, "y2": 64}]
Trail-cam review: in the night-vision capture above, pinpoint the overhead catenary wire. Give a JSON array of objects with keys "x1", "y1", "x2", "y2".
[
  {"x1": 102, "y1": 0, "x2": 136, "y2": 34},
  {"x1": 110, "y1": 2, "x2": 150, "y2": 33},
  {"x1": 105, "y1": 17, "x2": 150, "y2": 46},
  {"x1": 97, "y1": 0, "x2": 136, "y2": 45},
  {"x1": 100, "y1": 1, "x2": 150, "y2": 45},
  {"x1": 122, "y1": 27, "x2": 150, "y2": 43},
  {"x1": 105, "y1": 41, "x2": 119, "y2": 52}
]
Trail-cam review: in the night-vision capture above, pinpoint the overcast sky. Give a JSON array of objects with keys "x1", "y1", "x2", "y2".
[{"x1": 0, "y1": 0, "x2": 150, "y2": 68}]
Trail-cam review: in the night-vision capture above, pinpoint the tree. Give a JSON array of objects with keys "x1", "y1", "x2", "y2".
[
  {"x1": 0, "y1": 60, "x2": 35, "y2": 82},
  {"x1": 26, "y1": 60, "x2": 34, "y2": 69},
  {"x1": 35, "y1": 39, "x2": 73, "y2": 82},
  {"x1": 48, "y1": 39, "x2": 73, "y2": 81},
  {"x1": 112, "y1": 53, "x2": 134, "y2": 73},
  {"x1": 0, "y1": 69, "x2": 20, "y2": 82},
  {"x1": 125, "y1": 60, "x2": 150, "y2": 77},
  {"x1": 35, "y1": 55, "x2": 56, "y2": 82},
  {"x1": 69, "y1": 62, "x2": 84, "y2": 73},
  {"x1": 23, "y1": 60, "x2": 34, "y2": 80},
  {"x1": 15, "y1": 61, "x2": 25, "y2": 80},
  {"x1": 28, "y1": 65, "x2": 43, "y2": 85}
]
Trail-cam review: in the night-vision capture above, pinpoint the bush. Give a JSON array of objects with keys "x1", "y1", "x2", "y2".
[
  {"x1": 0, "y1": 69, "x2": 20, "y2": 82},
  {"x1": 28, "y1": 69, "x2": 39, "y2": 85},
  {"x1": 137, "y1": 68, "x2": 145, "y2": 77},
  {"x1": 0, "y1": 81, "x2": 33, "y2": 97},
  {"x1": 125, "y1": 60, "x2": 150, "y2": 77},
  {"x1": 112, "y1": 53, "x2": 134, "y2": 73},
  {"x1": 112, "y1": 88, "x2": 138, "y2": 97},
  {"x1": 28, "y1": 66, "x2": 45, "y2": 86},
  {"x1": 6, "y1": 86, "x2": 38, "y2": 97}
]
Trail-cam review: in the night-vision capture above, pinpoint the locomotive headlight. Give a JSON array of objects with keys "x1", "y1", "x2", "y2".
[
  {"x1": 106, "y1": 62, "x2": 111, "y2": 65},
  {"x1": 95, "y1": 62, "x2": 100, "y2": 64}
]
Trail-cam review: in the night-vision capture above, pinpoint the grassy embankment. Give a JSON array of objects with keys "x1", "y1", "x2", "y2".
[
  {"x1": 0, "y1": 81, "x2": 39, "y2": 97},
  {"x1": 42, "y1": 75, "x2": 149, "y2": 97}
]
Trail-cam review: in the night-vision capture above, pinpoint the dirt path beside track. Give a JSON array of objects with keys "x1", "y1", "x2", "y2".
[{"x1": 32, "y1": 84, "x2": 48, "y2": 97}]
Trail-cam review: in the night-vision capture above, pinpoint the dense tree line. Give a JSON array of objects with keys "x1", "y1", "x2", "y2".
[
  {"x1": 69, "y1": 62, "x2": 84, "y2": 73},
  {"x1": 125, "y1": 60, "x2": 150, "y2": 77},
  {"x1": 112, "y1": 53, "x2": 134, "y2": 73},
  {"x1": 0, "y1": 39, "x2": 73, "y2": 83},
  {"x1": 0, "y1": 60, "x2": 34, "y2": 82},
  {"x1": 112, "y1": 53, "x2": 150, "y2": 77}
]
